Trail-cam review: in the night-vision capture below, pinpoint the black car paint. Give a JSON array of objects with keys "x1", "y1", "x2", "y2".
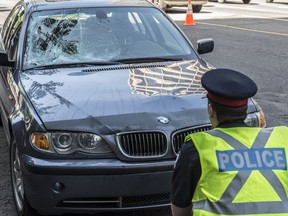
[{"x1": 15, "y1": 60, "x2": 215, "y2": 159}]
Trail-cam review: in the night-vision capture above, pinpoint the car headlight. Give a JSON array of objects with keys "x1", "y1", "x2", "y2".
[
  {"x1": 31, "y1": 132, "x2": 113, "y2": 154},
  {"x1": 245, "y1": 110, "x2": 266, "y2": 128},
  {"x1": 31, "y1": 133, "x2": 50, "y2": 151},
  {"x1": 78, "y1": 133, "x2": 101, "y2": 150},
  {"x1": 53, "y1": 133, "x2": 73, "y2": 150},
  {"x1": 245, "y1": 98, "x2": 266, "y2": 128}
]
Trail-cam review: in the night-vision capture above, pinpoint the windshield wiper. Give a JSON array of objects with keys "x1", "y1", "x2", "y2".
[
  {"x1": 116, "y1": 57, "x2": 185, "y2": 64},
  {"x1": 26, "y1": 61, "x2": 121, "y2": 70},
  {"x1": 25, "y1": 57, "x2": 185, "y2": 70}
]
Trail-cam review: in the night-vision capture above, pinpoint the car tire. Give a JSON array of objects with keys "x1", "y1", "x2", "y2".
[
  {"x1": 192, "y1": 5, "x2": 203, "y2": 13},
  {"x1": 266, "y1": 0, "x2": 273, "y2": 2},
  {"x1": 242, "y1": 0, "x2": 250, "y2": 3},
  {"x1": 10, "y1": 141, "x2": 41, "y2": 216}
]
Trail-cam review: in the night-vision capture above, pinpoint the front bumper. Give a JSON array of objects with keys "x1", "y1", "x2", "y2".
[{"x1": 20, "y1": 154, "x2": 174, "y2": 215}]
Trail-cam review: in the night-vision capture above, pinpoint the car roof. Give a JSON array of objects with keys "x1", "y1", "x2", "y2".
[{"x1": 22, "y1": 0, "x2": 154, "y2": 11}]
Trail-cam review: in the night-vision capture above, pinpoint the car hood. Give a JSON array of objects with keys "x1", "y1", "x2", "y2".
[{"x1": 20, "y1": 60, "x2": 213, "y2": 133}]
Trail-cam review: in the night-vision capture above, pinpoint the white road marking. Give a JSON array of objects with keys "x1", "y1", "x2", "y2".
[
  {"x1": 168, "y1": 1, "x2": 288, "y2": 21},
  {"x1": 167, "y1": 1, "x2": 288, "y2": 37},
  {"x1": 197, "y1": 21, "x2": 288, "y2": 37}
]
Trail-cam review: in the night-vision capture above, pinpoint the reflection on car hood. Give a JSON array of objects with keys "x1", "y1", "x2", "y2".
[{"x1": 20, "y1": 60, "x2": 213, "y2": 131}]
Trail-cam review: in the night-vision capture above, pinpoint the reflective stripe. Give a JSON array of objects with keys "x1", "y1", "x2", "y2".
[
  {"x1": 207, "y1": 130, "x2": 247, "y2": 150},
  {"x1": 193, "y1": 128, "x2": 288, "y2": 215},
  {"x1": 261, "y1": 170, "x2": 288, "y2": 203},
  {"x1": 252, "y1": 128, "x2": 274, "y2": 148},
  {"x1": 206, "y1": 128, "x2": 274, "y2": 149},
  {"x1": 193, "y1": 200, "x2": 288, "y2": 214},
  {"x1": 219, "y1": 171, "x2": 251, "y2": 202}
]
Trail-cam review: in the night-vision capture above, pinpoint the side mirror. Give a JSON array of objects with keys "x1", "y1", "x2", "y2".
[
  {"x1": 0, "y1": 50, "x2": 14, "y2": 67},
  {"x1": 197, "y1": 38, "x2": 214, "y2": 55}
]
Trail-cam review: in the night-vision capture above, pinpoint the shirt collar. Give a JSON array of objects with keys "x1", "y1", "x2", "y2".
[{"x1": 217, "y1": 120, "x2": 247, "y2": 128}]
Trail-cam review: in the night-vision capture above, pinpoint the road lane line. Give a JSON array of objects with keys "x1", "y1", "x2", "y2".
[
  {"x1": 206, "y1": 2, "x2": 288, "y2": 11},
  {"x1": 268, "y1": 18, "x2": 288, "y2": 22},
  {"x1": 197, "y1": 21, "x2": 288, "y2": 37}
]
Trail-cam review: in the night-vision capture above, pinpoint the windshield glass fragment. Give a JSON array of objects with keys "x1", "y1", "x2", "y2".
[{"x1": 24, "y1": 8, "x2": 195, "y2": 69}]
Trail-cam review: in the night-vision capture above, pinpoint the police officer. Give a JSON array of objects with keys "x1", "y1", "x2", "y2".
[{"x1": 171, "y1": 68, "x2": 288, "y2": 216}]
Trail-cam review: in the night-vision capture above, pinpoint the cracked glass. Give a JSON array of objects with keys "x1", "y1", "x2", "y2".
[{"x1": 23, "y1": 7, "x2": 195, "y2": 70}]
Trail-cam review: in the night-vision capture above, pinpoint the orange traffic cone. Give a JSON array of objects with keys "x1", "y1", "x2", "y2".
[{"x1": 184, "y1": 0, "x2": 196, "y2": 26}]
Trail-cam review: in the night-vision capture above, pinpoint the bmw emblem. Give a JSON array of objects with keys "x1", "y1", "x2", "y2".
[{"x1": 157, "y1": 116, "x2": 170, "y2": 124}]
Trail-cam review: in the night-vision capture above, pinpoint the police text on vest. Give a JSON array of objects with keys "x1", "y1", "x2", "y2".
[{"x1": 216, "y1": 148, "x2": 287, "y2": 172}]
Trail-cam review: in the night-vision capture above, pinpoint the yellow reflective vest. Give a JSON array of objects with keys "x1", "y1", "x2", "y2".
[{"x1": 185, "y1": 126, "x2": 288, "y2": 216}]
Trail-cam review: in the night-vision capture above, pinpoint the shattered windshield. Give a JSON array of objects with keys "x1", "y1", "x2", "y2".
[{"x1": 23, "y1": 7, "x2": 195, "y2": 70}]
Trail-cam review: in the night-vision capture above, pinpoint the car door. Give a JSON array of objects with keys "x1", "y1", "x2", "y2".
[{"x1": 0, "y1": 3, "x2": 24, "y2": 139}]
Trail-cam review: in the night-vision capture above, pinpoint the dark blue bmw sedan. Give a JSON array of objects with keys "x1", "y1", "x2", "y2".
[{"x1": 0, "y1": 0, "x2": 266, "y2": 215}]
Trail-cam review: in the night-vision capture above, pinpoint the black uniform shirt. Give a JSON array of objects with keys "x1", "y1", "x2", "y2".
[{"x1": 171, "y1": 121, "x2": 248, "y2": 208}]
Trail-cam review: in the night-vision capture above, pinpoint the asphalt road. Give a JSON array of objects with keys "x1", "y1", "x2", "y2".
[
  {"x1": 175, "y1": 2, "x2": 288, "y2": 127},
  {"x1": 0, "y1": 0, "x2": 288, "y2": 215}
]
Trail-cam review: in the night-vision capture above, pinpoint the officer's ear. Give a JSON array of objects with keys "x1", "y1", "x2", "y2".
[
  {"x1": 208, "y1": 103, "x2": 219, "y2": 128},
  {"x1": 208, "y1": 103, "x2": 214, "y2": 117}
]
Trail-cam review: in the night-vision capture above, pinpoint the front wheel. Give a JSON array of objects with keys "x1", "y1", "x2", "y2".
[
  {"x1": 266, "y1": 0, "x2": 274, "y2": 2},
  {"x1": 10, "y1": 141, "x2": 40, "y2": 216},
  {"x1": 242, "y1": 0, "x2": 250, "y2": 3},
  {"x1": 192, "y1": 5, "x2": 203, "y2": 13}
]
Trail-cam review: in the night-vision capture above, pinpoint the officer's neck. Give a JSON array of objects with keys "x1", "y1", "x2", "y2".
[{"x1": 216, "y1": 120, "x2": 247, "y2": 128}]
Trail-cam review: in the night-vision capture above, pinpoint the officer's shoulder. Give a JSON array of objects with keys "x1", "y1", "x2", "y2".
[
  {"x1": 180, "y1": 140, "x2": 197, "y2": 154},
  {"x1": 184, "y1": 135, "x2": 192, "y2": 143},
  {"x1": 273, "y1": 125, "x2": 288, "y2": 131},
  {"x1": 184, "y1": 131, "x2": 205, "y2": 142}
]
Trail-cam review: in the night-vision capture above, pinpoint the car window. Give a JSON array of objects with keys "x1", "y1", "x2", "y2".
[
  {"x1": 1, "y1": 4, "x2": 21, "y2": 49},
  {"x1": 1, "y1": 4, "x2": 25, "y2": 62},
  {"x1": 129, "y1": 12, "x2": 146, "y2": 34},
  {"x1": 23, "y1": 7, "x2": 196, "y2": 69},
  {"x1": 0, "y1": 33, "x2": 4, "y2": 51},
  {"x1": 152, "y1": 14, "x2": 191, "y2": 54},
  {"x1": 7, "y1": 6, "x2": 25, "y2": 62}
]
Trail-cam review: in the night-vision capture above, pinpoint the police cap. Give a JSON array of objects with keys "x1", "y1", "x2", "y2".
[{"x1": 201, "y1": 68, "x2": 257, "y2": 107}]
